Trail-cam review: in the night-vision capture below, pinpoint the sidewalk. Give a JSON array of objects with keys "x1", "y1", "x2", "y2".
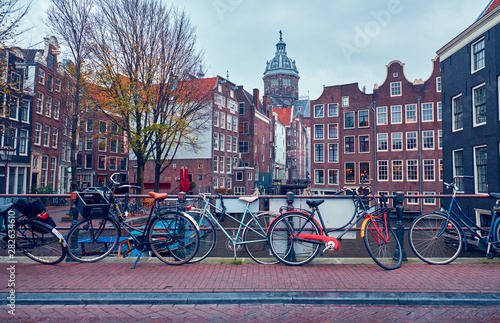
[{"x1": 1, "y1": 258, "x2": 499, "y2": 306}]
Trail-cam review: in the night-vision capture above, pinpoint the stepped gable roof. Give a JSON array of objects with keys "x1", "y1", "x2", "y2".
[
  {"x1": 477, "y1": 0, "x2": 500, "y2": 20},
  {"x1": 274, "y1": 107, "x2": 292, "y2": 126},
  {"x1": 263, "y1": 31, "x2": 299, "y2": 78}
]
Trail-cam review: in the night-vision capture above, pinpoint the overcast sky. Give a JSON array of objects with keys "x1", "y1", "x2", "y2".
[{"x1": 19, "y1": 0, "x2": 489, "y2": 100}]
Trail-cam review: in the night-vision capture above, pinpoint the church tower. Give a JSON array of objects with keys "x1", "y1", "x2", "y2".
[{"x1": 263, "y1": 31, "x2": 299, "y2": 106}]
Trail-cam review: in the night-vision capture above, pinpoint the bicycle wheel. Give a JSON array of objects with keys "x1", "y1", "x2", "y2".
[
  {"x1": 363, "y1": 219, "x2": 402, "y2": 270},
  {"x1": 268, "y1": 212, "x2": 321, "y2": 266},
  {"x1": 409, "y1": 213, "x2": 462, "y2": 265},
  {"x1": 17, "y1": 220, "x2": 67, "y2": 265},
  {"x1": 149, "y1": 211, "x2": 200, "y2": 265},
  {"x1": 243, "y1": 212, "x2": 279, "y2": 264},
  {"x1": 66, "y1": 217, "x2": 121, "y2": 262},
  {"x1": 189, "y1": 210, "x2": 217, "y2": 263}
]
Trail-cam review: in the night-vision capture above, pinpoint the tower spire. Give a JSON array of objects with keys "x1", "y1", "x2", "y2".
[{"x1": 279, "y1": 30, "x2": 282, "y2": 41}]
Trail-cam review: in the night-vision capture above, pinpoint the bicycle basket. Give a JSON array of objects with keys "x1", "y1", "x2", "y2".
[
  {"x1": 14, "y1": 199, "x2": 46, "y2": 218},
  {"x1": 75, "y1": 191, "x2": 110, "y2": 219}
]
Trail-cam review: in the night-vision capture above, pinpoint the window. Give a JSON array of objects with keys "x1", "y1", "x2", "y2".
[
  {"x1": 314, "y1": 104, "x2": 324, "y2": 118},
  {"x1": 377, "y1": 107, "x2": 387, "y2": 125},
  {"x1": 11, "y1": 72, "x2": 20, "y2": 90},
  {"x1": 473, "y1": 84, "x2": 486, "y2": 126},
  {"x1": 407, "y1": 160, "x2": 418, "y2": 181},
  {"x1": 233, "y1": 117, "x2": 237, "y2": 132},
  {"x1": 328, "y1": 103, "x2": 338, "y2": 117},
  {"x1": 437, "y1": 102, "x2": 442, "y2": 121},
  {"x1": 407, "y1": 192, "x2": 419, "y2": 205},
  {"x1": 226, "y1": 135, "x2": 231, "y2": 152},
  {"x1": 392, "y1": 160, "x2": 403, "y2": 181},
  {"x1": 214, "y1": 111, "x2": 219, "y2": 127},
  {"x1": 86, "y1": 119, "x2": 93, "y2": 132},
  {"x1": 213, "y1": 155, "x2": 219, "y2": 173},
  {"x1": 438, "y1": 130, "x2": 443, "y2": 149},
  {"x1": 424, "y1": 192, "x2": 436, "y2": 205},
  {"x1": 436, "y1": 77, "x2": 441, "y2": 92},
  {"x1": 474, "y1": 146, "x2": 487, "y2": 193},
  {"x1": 213, "y1": 133, "x2": 219, "y2": 150},
  {"x1": 38, "y1": 69, "x2": 45, "y2": 84},
  {"x1": 328, "y1": 169, "x2": 338, "y2": 185},
  {"x1": 232, "y1": 137, "x2": 237, "y2": 152},
  {"x1": 40, "y1": 155, "x2": 48, "y2": 187},
  {"x1": 19, "y1": 130, "x2": 28, "y2": 155},
  {"x1": 62, "y1": 141, "x2": 66, "y2": 161},
  {"x1": 220, "y1": 134, "x2": 225, "y2": 152},
  {"x1": 328, "y1": 124, "x2": 338, "y2": 139},
  {"x1": 99, "y1": 121, "x2": 107, "y2": 133},
  {"x1": 85, "y1": 136, "x2": 92, "y2": 150},
  {"x1": 239, "y1": 141, "x2": 249, "y2": 153},
  {"x1": 314, "y1": 144, "x2": 324, "y2": 162},
  {"x1": 52, "y1": 128, "x2": 58, "y2": 148},
  {"x1": 220, "y1": 113, "x2": 225, "y2": 129},
  {"x1": 344, "y1": 136, "x2": 354, "y2": 153},
  {"x1": 314, "y1": 169, "x2": 324, "y2": 184},
  {"x1": 359, "y1": 135, "x2": 369, "y2": 153},
  {"x1": 226, "y1": 157, "x2": 231, "y2": 174},
  {"x1": 76, "y1": 154, "x2": 82, "y2": 169},
  {"x1": 345, "y1": 162, "x2": 355, "y2": 183},
  {"x1": 439, "y1": 159, "x2": 443, "y2": 181},
  {"x1": 34, "y1": 123, "x2": 41, "y2": 145},
  {"x1": 98, "y1": 155, "x2": 106, "y2": 170},
  {"x1": 47, "y1": 74, "x2": 53, "y2": 92},
  {"x1": 227, "y1": 115, "x2": 232, "y2": 130},
  {"x1": 45, "y1": 96, "x2": 52, "y2": 117},
  {"x1": 239, "y1": 122, "x2": 249, "y2": 134},
  {"x1": 53, "y1": 99, "x2": 60, "y2": 120},
  {"x1": 406, "y1": 131, "x2": 417, "y2": 150},
  {"x1": 236, "y1": 171, "x2": 243, "y2": 181},
  {"x1": 423, "y1": 131, "x2": 434, "y2": 149},
  {"x1": 328, "y1": 143, "x2": 338, "y2": 162},
  {"x1": 342, "y1": 96, "x2": 349, "y2": 107},
  {"x1": 98, "y1": 137, "x2": 106, "y2": 152},
  {"x1": 406, "y1": 104, "x2": 417, "y2": 123},
  {"x1": 43, "y1": 125, "x2": 50, "y2": 147},
  {"x1": 110, "y1": 140, "x2": 118, "y2": 153},
  {"x1": 358, "y1": 110, "x2": 369, "y2": 127},
  {"x1": 391, "y1": 133, "x2": 402, "y2": 151},
  {"x1": 452, "y1": 94, "x2": 463, "y2": 131},
  {"x1": 424, "y1": 159, "x2": 435, "y2": 181},
  {"x1": 453, "y1": 149, "x2": 464, "y2": 191},
  {"x1": 109, "y1": 157, "x2": 117, "y2": 171},
  {"x1": 239, "y1": 102, "x2": 245, "y2": 115},
  {"x1": 314, "y1": 124, "x2": 324, "y2": 140},
  {"x1": 8, "y1": 96, "x2": 18, "y2": 119},
  {"x1": 20, "y1": 100, "x2": 29, "y2": 122},
  {"x1": 422, "y1": 103, "x2": 433, "y2": 122},
  {"x1": 378, "y1": 161, "x2": 388, "y2": 181},
  {"x1": 36, "y1": 93, "x2": 44, "y2": 114},
  {"x1": 119, "y1": 157, "x2": 127, "y2": 171},
  {"x1": 359, "y1": 162, "x2": 369, "y2": 182},
  {"x1": 390, "y1": 82, "x2": 401, "y2": 96},
  {"x1": 85, "y1": 154, "x2": 92, "y2": 169},
  {"x1": 472, "y1": 38, "x2": 485, "y2": 72},
  {"x1": 344, "y1": 111, "x2": 354, "y2": 129},
  {"x1": 391, "y1": 106, "x2": 402, "y2": 124},
  {"x1": 377, "y1": 133, "x2": 388, "y2": 151},
  {"x1": 55, "y1": 79, "x2": 61, "y2": 92}
]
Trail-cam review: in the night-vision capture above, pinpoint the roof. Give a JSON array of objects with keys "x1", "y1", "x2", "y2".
[
  {"x1": 274, "y1": 107, "x2": 292, "y2": 126},
  {"x1": 293, "y1": 99, "x2": 310, "y2": 118},
  {"x1": 477, "y1": 0, "x2": 500, "y2": 20},
  {"x1": 23, "y1": 49, "x2": 43, "y2": 63}
]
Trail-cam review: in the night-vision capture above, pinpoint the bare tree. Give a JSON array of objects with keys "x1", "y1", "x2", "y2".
[
  {"x1": 46, "y1": 0, "x2": 94, "y2": 191},
  {"x1": 89, "y1": 0, "x2": 207, "y2": 192},
  {"x1": 0, "y1": 0, "x2": 32, "y2": 45}
]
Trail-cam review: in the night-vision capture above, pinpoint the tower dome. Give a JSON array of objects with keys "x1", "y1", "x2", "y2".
[{"x1": 263, "y1": 31, "x2": 299, "y2": 104}]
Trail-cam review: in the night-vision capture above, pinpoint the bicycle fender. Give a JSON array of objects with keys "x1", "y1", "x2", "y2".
[
  {"x1": 181, "y1": 212, "x2": 200, "y2": 231},
  {"x1": 360, "y1": 217, "x2": 371, "y2": 238},
  {"x1": 294, "y1": 234, "x2": 339, "y2": 250},
  {"x1": 51, "y1": 228, "x2": 68, "y2": 247}
]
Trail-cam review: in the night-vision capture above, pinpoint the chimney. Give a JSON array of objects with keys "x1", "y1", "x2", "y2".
[
  {"x1": 263, "y1": 95, "x2": 270, "y2": 118},
  {"x1": 253, "y1": 88, "x2": 259, "y2": 112}
]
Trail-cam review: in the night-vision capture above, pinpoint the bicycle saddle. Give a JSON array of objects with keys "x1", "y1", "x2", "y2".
[
  {"x1": 238, "y1": 196, "x2": 258, "y2": 204},
  {"x1": 490, "y1": 192, "x2": 500, "y2": 199},
  {"x1": 0, "y1": 203, "x2": 14, "y2": 214},
  {"x1": 148, "y1": 192, "x2": 168, "y2": 200},
  {"x1": 306, "y1": 199, "x2": 324, "y2": 208}
]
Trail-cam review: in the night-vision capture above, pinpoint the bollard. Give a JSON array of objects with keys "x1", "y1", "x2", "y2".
[
  {"x1": 65, "y1": 194, "x2": 79, "y2": 262},
  {"x1": 393, "y1": 192, "x2": 407, "y2": 261}
]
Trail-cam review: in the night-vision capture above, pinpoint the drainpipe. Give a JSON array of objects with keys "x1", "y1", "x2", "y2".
[
  {"x1": 418, "y1": 97, "x2": 423, "y2": 213},
  {"x1": 371, "y1": 101, "x2": 377, "y2": 194}
]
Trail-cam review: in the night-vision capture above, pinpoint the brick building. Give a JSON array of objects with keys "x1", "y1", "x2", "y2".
[
  {"x1": 0, "y1": 47, "x2": 33, "y2": 194},
  {"x1": 310, "y1": 59, "x2": 443, "y2": 213},
  {"x1": 438, "y1": 0, "x2": 500, "y2": 219}
]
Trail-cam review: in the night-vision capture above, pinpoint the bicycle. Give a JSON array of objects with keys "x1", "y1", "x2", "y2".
[
  {"x1": 65, "y1": 173, "x2": 200, "y2": 268},
  {"x1": 408, "y1": 175, "x2": 500, "y2": 265},
  {"x1": 0, "y1": 199, "x2": 67, "y2": 264},
  {"x1": 267, "y1": 185, "x2": 403, "y2": 270},
  {"x1": 188, "y1": 193, "x2": 278, "y2": 264}
]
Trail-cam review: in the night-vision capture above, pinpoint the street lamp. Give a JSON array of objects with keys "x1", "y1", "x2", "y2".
[{"x1": 0, "y1": 142, "x2": 16, "y2": 194}]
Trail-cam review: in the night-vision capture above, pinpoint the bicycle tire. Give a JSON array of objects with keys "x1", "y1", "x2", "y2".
[
  {"x1": 189, "y1": 210, "x2": 217, "y2": 263},
  {"x1": 149, "y1": 211, "x2": 200, "y2": 265},
  {"x1": 66, "y1": 217, "x2": 121, "y2": 263},
  {"x1": 408, "y1": 213, "x2": 462, "y2": 265},
  {"x1": 363, "y1": 219, "x2": 402, "y2": 270},
  {"x1": 243, "y1": 212, "x2": 279, "y2": 264},
  {"x1": 268, "y1": 212, "x2": 321, "y2": 266},
  {"x1": 17, "y1": 220, "x2": 67, "y2": 265}
]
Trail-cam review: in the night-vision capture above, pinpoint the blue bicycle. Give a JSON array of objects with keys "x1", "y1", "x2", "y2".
[{"x1": 409, "y1": 175, "x2": 500, "y2": 265}]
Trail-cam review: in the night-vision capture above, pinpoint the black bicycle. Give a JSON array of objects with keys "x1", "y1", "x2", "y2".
[
  {"x1": 0, "y1": 199, "x2": 67, "y2": 264},
  {"x1": 65, "y1": 173, "x2": 200, "y2": 268}
]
